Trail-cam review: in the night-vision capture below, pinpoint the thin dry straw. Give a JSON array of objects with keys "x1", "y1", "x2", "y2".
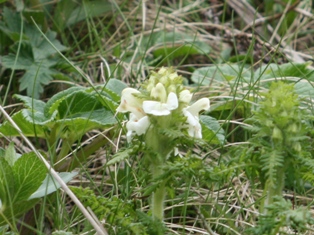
[{"x1": 0, "y1": 105, "x2": 108, "y2": 235}]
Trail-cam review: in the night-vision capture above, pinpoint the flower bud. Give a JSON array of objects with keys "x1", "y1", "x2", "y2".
[{"x1": 272, "y1": 126, "x2": 282, "y2": 140}]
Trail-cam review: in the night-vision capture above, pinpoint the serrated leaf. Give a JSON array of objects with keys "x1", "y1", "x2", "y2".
[
  {"x1": 200, "y1": 115, "x2": 225, "y2": 145},
  {"x1": 1, "y1": 42, "x2": 34, "y2": 70},
  {"x1": 44, "y1": 87, "x2": 84, "y2": 116},
  {"x1": 12, "y1": 152, "x2": 47, "y2": 202},
  {"x1": 29, "y1": 172, "x2": 78, "y2": 200},
  {"x1": 19, "y1": 64, "x2": 57, "y2": 98},
  {"x1": 14, "y1": 94, "x2": 46, "y2": 112},
  {"x1": 57, "y1": 90, "x2": 104, "y2": 118},
  {"x1": 0, "y1": 110, "x2": 50, "y2": 137},
  {"x1": 0, "y1": 7, "x2": 24, "y2": 41},
  {"x1": 0, "y1": 9, "x2": 67, "y2": 98},
  {"x1": 107, "y1": 148, "x2": 133, "y2": 166}
]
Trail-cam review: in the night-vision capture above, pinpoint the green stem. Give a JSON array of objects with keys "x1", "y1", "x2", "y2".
[
  {"x1": 151, "y1": 166, "x2": 166, "y2": 221},
  {"x1": 261, "y1": 166, "x2": 285, "y2": 214}
]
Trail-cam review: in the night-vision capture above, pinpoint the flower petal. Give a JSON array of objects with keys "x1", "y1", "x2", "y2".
[
  {"x1": 116, "y1": 88, "x2": 144, "y2": 117},
  {"x1": 186, "y1": 98, "x2": 210, "y2": 116},
  {"x1": 143, "y1": 101, "x2": 171, "y2": 116},
  {"x1": 183, "y1": 109, "x2": 202, "y2": 138},
  {"x1": 179, "y1": 90, "x2": 192, "y2": 104},
  {"x1": 166, "y1": 92, "x2": 178, "y2": 110},
  {"x1": 126, "y1": 115, "x2": 150, "y2": 142}
]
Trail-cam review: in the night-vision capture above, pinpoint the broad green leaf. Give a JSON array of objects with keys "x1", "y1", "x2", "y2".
[
  {"x1": 14, "y1": 94, "x2": 46, "y2": 112},
  {"x1": 0, "y1": 157, "x2": 15, "y2": 206},
  {"x1": 57, "y1": 109, "x2": 116, "y2": 136},
  {"x1": 0, "y1": 110, "x2": 49, "y2": 137},
  {"x1": 12, "y1": 152, "x2": 47, "y2": 202},
  {"x1": 65, "y1": 0, "x2": 113, "y2": 28},
  {"x1": 200, "y1": 115, "x2": 225, "y2": 145},
  {"x1": 104, "y1": 78, "x2": 128, "y2": 98},
  {"x1": 57, "y1": 90, "x2": 104, "y2": 118},
  {"x1": 191, "y1": 64, "x2": 250, "y2": 86},
  {"x1": 0, "y1": 100, "x2": 57, "y2": 137},
  {"x1": 0, "y1": 148, "x2": 5, "y2": 157},
  {"x1": 29, "y1": 172, "x2": 78, "y2": 200},
  {"x1": 4, "y1": 142, "x2": 20, "y2": 167},
  {"x1": 294, "y1": 80, "x2": 314, "y2": 99},
  {"x1": 145, "y1": 31, "x2": 211, "y2": 60},
  {"x1": 44, "y1": 87, "x2": 84, "y2": 116},
  {"x1": 0, "y1": 198, "x2": 40, "y2": 227},
  {"x1": 256, "y1": 62, "x2": 314, "y2": 81}
]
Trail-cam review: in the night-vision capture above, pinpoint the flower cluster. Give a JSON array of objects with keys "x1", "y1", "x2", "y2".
[{"x1": 116, "y1": 67, "x2": 210, "y2": 142}]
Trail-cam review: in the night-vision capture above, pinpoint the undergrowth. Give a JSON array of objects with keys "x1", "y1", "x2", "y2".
[{"x1": 1, "y1": 0, "x2": 314, "y2": 234}]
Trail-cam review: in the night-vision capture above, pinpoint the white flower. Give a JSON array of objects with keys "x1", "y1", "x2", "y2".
[
  {"x1": 143, "y1": 92, "x2": 178, "y2": 116},
  {"x1": 126, "y1": 114, "x2": 150, "y2": 142},
  {"x1": 183, "y1": 98, "x2": 210, "y2": 138},
  {"x1": 116, "y1": 88, "x2": 144, "y2": 118},
  {"x1": 179, "y1": 90, "x2": 193, "y2": 104}
]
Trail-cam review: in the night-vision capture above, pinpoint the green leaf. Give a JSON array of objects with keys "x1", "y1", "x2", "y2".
[
  {"x1": 29, "y1": 172, "x2": 78, "y2": 200},
  {"x1": 14, "y1": 94, "x2": 46, "y2": 112},
  {"x1": 294, "y1": 80, "x2": 314, "y2": 100},
  {"x1": 0, "y1": 110, "x2": 50, "y2": 137},
  {"x1": 0, "y1": 7, "x2": 25, "y2": 41},
  {"x1": 256, "y1": 62, "x2": 314, "y2": 81},
  {"x1": 44, "y1": 87, "x2": 84, "y2": 116},
  {"x1": 104, "y1": 78, "x2": 128, "y2": 98},
  {"x1": 0, "y1": 198, "x2": 40, "y2": 227},
  {"x1": 146, "y1": 31, "x2": 211, "y2": 60},
  {"x1": 0, "y1": 9, "x2": 67, "y2": 98},
  {"x1": 200, "y1": 115, "x2": 225, "y2": 145},
  {"x1": 107, "y1": 148, "x2": 133, "y2": 166},
  {"x1": 0, "y1": 157, "x2": 15, "y2": 206},
  {"x1": 12, "y1": 152, "x2": 47, "y2": 202},
  {"x1": 191, "y1": 64, "x2": 250, "y2": 85},
  {"x1": 64, "y1": 0, "x2": 113, "y2": 28},
  {"x1": 1, "y1": 42, "x2": 34, "y2": 70},
  {"x1": 4, "y1": 142, "x2": 20, "y2": 167}
]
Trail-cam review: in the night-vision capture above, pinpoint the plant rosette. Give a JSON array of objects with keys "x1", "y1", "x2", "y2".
[{"x1": 116, "y1": 67, "x2": 210, "y2": 220}]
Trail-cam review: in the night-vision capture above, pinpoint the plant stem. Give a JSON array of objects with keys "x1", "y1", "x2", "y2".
[
  {"x1": 151, "y1": 165, "x2": 166, "y2": 220},
  {"x1": 261, "y1": 165, "x2": 285, "y2": 214}
]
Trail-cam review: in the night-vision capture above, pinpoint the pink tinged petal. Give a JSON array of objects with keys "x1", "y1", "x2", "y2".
[{"x1": 187, "y1": 98, "x2": 210, "y2": 116}]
